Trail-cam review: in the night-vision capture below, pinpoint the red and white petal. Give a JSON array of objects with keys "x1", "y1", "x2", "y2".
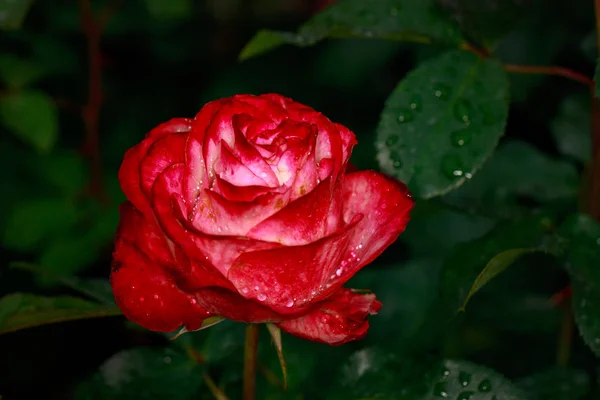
[
  {"x1": 193, "y1": 287, "x2": 283, "y2": 323},
  {"x1": 110, "y1": 249, "x2": 211, "y2": 333},
  {"x1": 139, "y1": 132, "x2": 187, "y2": 196},
  {"x1": 277, "y1": 288, "x2": 381, "y2": 345},
  {"x1": 247, "y1": 177, "x2": 343, "y2": 246}
]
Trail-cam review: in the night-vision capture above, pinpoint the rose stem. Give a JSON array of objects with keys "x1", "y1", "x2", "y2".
[{"x1": 243, "y1": 324, "x2": 260, "y2": 400}]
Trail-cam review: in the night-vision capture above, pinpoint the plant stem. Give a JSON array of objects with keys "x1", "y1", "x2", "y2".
[
  {"x1": 556, "y1": 299, "x2": 574, "y2": 366},
  {"x1": 503, "y1": 64, "x2": 594, "y2": 87},
  {"x1": 589, "y1": 0, "x2": 600, "y2": 221},
  {"x1": 243, "y1": 324, "x2": 259, "y2": 400},
  {"x1": 203, "y1": 374, "x2": 229, "y2": 400}
]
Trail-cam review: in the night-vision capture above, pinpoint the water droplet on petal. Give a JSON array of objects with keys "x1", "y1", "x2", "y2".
[
  {"x1": 336, "y1": 267, "x2": 344, "y2": 277},
  {"x1": 241, "y1": 287, "x2": 249, "y2": 294},
  {"x1": 190, "y1": 298, "x2": 197, "y2": 305},
  {"x1": 139, "y1": 297, "x2": 145, "y2": 302},
  {"x1": 153, "y1": 294, "x2": 159, "y2": 300},
  {"x1": 257, "y1": 293, "x2": 267, "y2": 301},
  {"x1": 286, "y1": 299, "x2": 294, "y2": 307}
]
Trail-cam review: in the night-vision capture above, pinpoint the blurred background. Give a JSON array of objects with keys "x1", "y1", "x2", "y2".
[{"x1": 0, "y1": 0, "x2": 598, "y2": 398}]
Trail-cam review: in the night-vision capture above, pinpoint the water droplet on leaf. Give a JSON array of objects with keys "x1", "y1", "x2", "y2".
[
  {"x1": 433, "y1": 381, "x2": 448, "y2": 398},
  {"x1": 478, "y1": 379, "x2": 492, "y2": 392},
  {"x1": 457, "y1": 391, "x2": 474, "y2": 400},
  {"x1": 454, "y1": 99, "x2": 473, "y2": 124},
  {"x1": 385, "y1": 135, "x2": 399, "y2": 147},
  {"x1": 451, "y1": 128, "x2": 472, "y2": 147},
  {"x1": 459, "y1": 371, "x2": 471, "y2": 387},
  {"x1": 390, "y1": 151, "x2": 402, "y2": 169},
  {"x1": 409, "y1": 94, "x2": 422, "y2": 111},
  {"x1": 433, "y1": 83, "x2": 451, "y2": 100},
  {"x1": 397, "y1": 108, "x2": 414, "y2": 123},
  {"x1": 441, "y1": 154, "x2": 465, "y2": 179}
]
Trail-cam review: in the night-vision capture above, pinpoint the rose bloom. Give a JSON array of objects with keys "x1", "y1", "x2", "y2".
[{"x1": 111, "y1": 94, "x2": 413, "y2": 345}]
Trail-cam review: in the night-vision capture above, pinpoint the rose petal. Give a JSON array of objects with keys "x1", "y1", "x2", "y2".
[
  {"x1": 214, "y1": 140, "x2": 270, "y2": 187},
  {"x1": 228, "y1": 218, "x2": 360, "y2": 315},
  {"x1": 247, "y1": 177, "x2": 342, "y2": 245},
  {"x1": 111, "y1": 246, "x2": 210, "y2": 333},
  {"x1": 277, "y1": 288, "x2": 381, "y2": 345},
  {"x1": 193, "y1": 287, "x2": 283, "y2": 323},
  {"x1": 139, "y1": 132, "x2": 187, "y2": 196}
]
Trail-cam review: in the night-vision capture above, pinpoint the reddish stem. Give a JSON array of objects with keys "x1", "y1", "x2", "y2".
[
  {"x1": 78, "y1": 0, "x2": 119, "y2": 205},
  {"x1": 503, "y1": 64, "x2": 594, "y2": 87}
]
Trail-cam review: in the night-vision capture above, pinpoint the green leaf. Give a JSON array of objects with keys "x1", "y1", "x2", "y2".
[
  {"x1": 239, "y1": 0, "x2": 463, "y2": 60},
  {"x1": 436, "y1": 0, "x2": 535, "y2": 46},
  {"x1": 551, "y1": 93, "x2": 591, "y2": 163},
  {"x1": 0, "y1": 54, "x2": 45, "y2": 88},
  {"x1": 444, "y1": 141, "x2": 579, "y2": 216},
  {"x1": 32, "y1": 150, "x2": 89, "y2": 193},
  {"x1": 11, "y1": 262, "x2": 115, "y2": 304},
  {"x1": 75, "y1": 347, "x2": 203, "y2": 400},
  {"x1": 559, "y1": 214, "x2": 600, "y2": 357},
  {"x1": 376, "y1": 50, "x2": 509, "y2": 199},
  {"x1": 517, "y1": 367, "x2": 590, "y2": 400},
  {"x1": 266, "y1": 323, "x2": 288, "y2": 389},
  {"x1": 0, "y1": 0, "x2": 34, "y2": 29},
  {"x1": 0, "y1": 90, "x2": 58, "y2": 152},
  {"x1": 0, "y1": 293, "x2": 121, "y2": 334},
  {"x1": 1, "y1": 198, "x2": 79, "y2": 252},
  {"x1": 332, "y1": 348, "x2": 526, "y2": 399},
  {"x1": 144, "y1": 0, "x2": 191, "y2": 20},
  {"x1": 440, "y1": 215, "x2": 551, "y2": 314},
  {"x1": 460, "y1": 248, "x2": 544, "y2": 311}
]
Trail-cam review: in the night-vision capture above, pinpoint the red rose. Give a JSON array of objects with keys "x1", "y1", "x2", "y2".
[{"x1": 111, "y1": 94, "x2": 413, "y2": 345}]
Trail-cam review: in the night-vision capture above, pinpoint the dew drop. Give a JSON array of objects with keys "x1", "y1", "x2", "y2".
[
  {"x1": 254, "y1": 286, "x2": 260, "y2": 291},
  {"x1": 139, "y1": 296, "x2": 145, "y2": 302},
  {"x1": 457, "y1": 391, "x2": 474, "y2": 400},
  {"x1": 385, "y1": 135, "x2": 399, "y2": 147},
  {"x1": 397, "y1": 108, "x2": 414, "y2": 123},
  {"x1": 190, "y1": 298, "x2": 197, "y2": 305},
  {"x1": 330, "y1": 274, "x2": 336, "y2": 280},
  {"x1": 390, "y1": 150, "x2": 402, "y2": 169},
  {"x1": 286, "y1": 299, "x2": 294, "y2": 308},
  {"x1": 433, "y1": 83, "x2": 451, "y2": 100},
  {"x1": 153, "y1": 294, "x2": 159, "y2": 300},
  {"x1": 451, "y1": 128, "x2": 472, "y2": 147},
  {"x1": 453, "y1": 99, "x2": 474, "y2": 124},
  {"x1": 409, "y1": 94, "x2": 423, "y2": 111},
  {"x1": 241, "y1": 287, "x2": 249, "y2": 294},
  {"x1": 478, "y1": 379, "x2": 492, "y2": 392},
  {"x1": 163, "y1": 356, "x2": 172, "y2": 364},
  {"x1": 458, "y1": 371, "x2": 472, "y2": 387},
  {"x1": 441, "y1": 154, "x2": 465, "y2": 180},
  {"x1": 336, "y1": 267, "x2": 344, "y2": 277},
  {"x1": 257, "y1": 293, "x2": 267, "y2": 301},
  {"x1": 433, "y1": 381, "x2": 448, "y2": 398}
]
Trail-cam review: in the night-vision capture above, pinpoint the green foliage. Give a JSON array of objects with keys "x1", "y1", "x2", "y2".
[
  {"x1": 0, "y1": 0, "x2": 34, "y2": 29},
  {"x1": 377, "y1": 50, "x2": 509, "y2": 199},
  {"x1": 0, "y1": 90, "x2": 58, "y2": 152},
  {"x1": 551, "y1": 93, "x2": 592, "y2": 163},
  {"x1": 517, "y1": 367, "x2": 590, "y2": 400},
  {"x1": 240, "y1": 0, "x2": 463, "y2": 60}
]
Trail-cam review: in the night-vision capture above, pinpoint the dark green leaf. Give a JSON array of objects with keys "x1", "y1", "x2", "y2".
[
  {"x1": 144, "y1": 0, "x2": 191, "y2": 20},
  {"x1": 0, "y1": 293, "x2": 121, "y2": 334},
  {"x1": 0, "y1": 0, "x2": 34, "y2": 29},
  {"x1": 239, "y1": 0, "x2": 463, "y2": 60},
  {"x1": 0, "y1": 54, "x2": 45, "y2": 88},
  {"x1": 517, "y1": 367, "x2": 590, "y2": 400},
  {"x1": 551, "y1": 93, "x2": 591, "y2": 163},
  {"x1": 0, "y1": 90, "x2": 58, "y2": 152},
  {"x1": 75, "y1": 347, "x2": 203, "y2": 400},
  {"x1": 1, "y1": 198, "x2": 79, "y2": 252},
  {"x1": 444, "y1": 141, "x2": 579, "y2": 216},
  {"x1": 332, "y1": 348, "x2": 525, "y2": 399},
  {"x1": 376, "y1": 50, "x2": 509, "y2": 199},
  {"x1": 436, "y1": 0, "x2": 535, "y2": 46},
  {"x1": 440, "y1": 215, "x2": 551, "y2": 314},
  {"x1": 560, "y1": 214, "x2": 600, "y2": 357},
  {"x1": 460, "y1": 248, "x2": 543, "y2": 311},
  {"x1": 33, "y1": 150, "x2": 89, "y2": 193}
]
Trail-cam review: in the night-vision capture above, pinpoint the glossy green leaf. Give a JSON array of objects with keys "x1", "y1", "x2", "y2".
[
  {"x1": 332, "y1": 348, "x2": 525, "y2": 399},
  {"x1": 0, "y1": 0, "x2": 34, "y2": 29},
  {"x1": 0, "y1": 293, "x2": 121, "y2": 334},
  {"x1": 377, "y1": 50, "x2": 509, "y2": 199},
  {"x1": 444, "y1": 141, "x2": 579, "y2": 216},
  {"x1": 75, "y1": 347, "x2": 203, "y2": 400},
  {"x1": 517, "y1": 367, "x2": 590, "y2": 400},
  {"x1": 0, "y1": 90, "x2": 58, "y2": 152},
  {"x1": 0, "y1": 54, "x2": 45, "y2": 88},
  {"x1": 239, "y1": 0, "x2": 463, "y2": 60},
  {"x1": 460, "y1": 248, "x2": 544, "y2": 311},
  {"x1": 551, "y1": 94, "x2": 591, "y2": 163},
  {"x1": 1, "y1": 198, "x2": 79, "y2": 252},
  {"x1": 440, "y1": 215, "x2": 551, "y2": 314},
  {"x1": 560, "y1": 214, "x2": 600, "y2": 357},
  {"x1": 32, "y1": 150, "x2": 89, "y2": 193}
]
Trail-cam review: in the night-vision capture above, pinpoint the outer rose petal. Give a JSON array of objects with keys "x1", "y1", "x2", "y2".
[
  {"x1": 277, "y1": 288, "x2": 381, "y2": 345},
  {"x1": 193, "y1": 287, "x2": 283, "y2": 323},
  {"x1": 111, "y1": 246, "x2": 211, "y2": 333}
]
